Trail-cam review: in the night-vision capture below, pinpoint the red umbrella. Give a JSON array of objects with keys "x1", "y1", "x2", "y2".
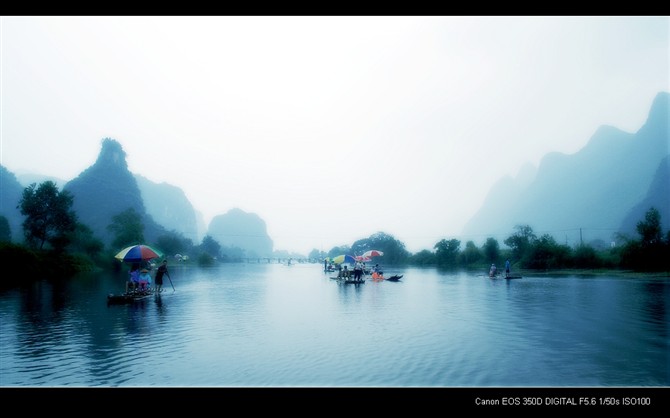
[
  {"x1": 362, "y1": 250, "x2": 384, "y2": 258},
  {"x1": 355, "y1": 256, "x2": 372, "y2": 262}
]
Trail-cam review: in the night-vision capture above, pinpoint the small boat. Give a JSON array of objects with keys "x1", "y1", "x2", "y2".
[
  {"x1": 489, "y1": 274, "x2": 522, "y2": 280},
  {"x1": 107, "y1": 290, "x2": 154, "y2": 305},
  {"x1": 341, "y1": 279, "x2": 365, "y2": 284},
  {"x1": 331, "y1": 276, "x2": 365, "y2": 284},
  {"x1": 385, "y1": 275, "x2": 403, "y2": 281}
]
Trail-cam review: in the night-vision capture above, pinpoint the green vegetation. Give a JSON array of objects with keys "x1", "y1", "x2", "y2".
[
  {"x1": 0, "y1": 181, "x2": 668, "y2": 288},
  {"x1": 19, "y1": 181, "x2": 77, "y2": 252},
  {"x1": 618, "y1": 207, "x2": 670, "y2": 272},
  {"x1": 406, "y1": 208, "x2": 669, "y2": 274},
  {"x1": 107, "y1": 208, "x2": 145, "y2": 250}
]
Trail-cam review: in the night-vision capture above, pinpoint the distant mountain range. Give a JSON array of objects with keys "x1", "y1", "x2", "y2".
[
  {"x1": 135, "y1": 174, "x2": 206, "y2": 244},
  {"x1": 208, "y1": 208, "x2": 273, "y2": 258},
  {"x1": 461, "y1": 91, "x2": 669, "y2": 248},
  {"x1": 0, "y1": 165, "x2": 25, "y2": 243},
  {"x1": 1, "y1": 139, "x2": 274, "y2": 257},
  {"x1": 2, "y1": 91, "x2": 668, "y2": 254}
]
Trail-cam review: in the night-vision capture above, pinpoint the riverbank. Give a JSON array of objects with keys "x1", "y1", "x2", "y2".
[{"x1": 518, "y1": 268, "x2": 670, "y2": 278}]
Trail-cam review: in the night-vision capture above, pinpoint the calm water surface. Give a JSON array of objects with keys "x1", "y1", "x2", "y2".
[{"x1": 0, "y1": 263, "x2": 668, "y2": 387}]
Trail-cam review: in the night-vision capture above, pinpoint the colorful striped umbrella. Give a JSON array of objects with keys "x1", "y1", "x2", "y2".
[
  {"x1": 332, "y1": 254, "x2": 356, "y2": 264},
  {"x1": 115, "y1": 244, "x2": 163, "y2": 263}
]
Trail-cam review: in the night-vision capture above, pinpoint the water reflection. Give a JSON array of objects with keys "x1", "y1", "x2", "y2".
[
  {"x1": 640, "y1": 281, "x2": 669, "y2": 330},
  {"x1": 0, "y1": 265, "x2": 667, "y2": 387}
]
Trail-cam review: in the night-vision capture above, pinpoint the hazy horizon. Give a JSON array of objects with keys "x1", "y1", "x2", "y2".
[{"x1": 2, "y1": 16, "x2": 668, "y2": 254}]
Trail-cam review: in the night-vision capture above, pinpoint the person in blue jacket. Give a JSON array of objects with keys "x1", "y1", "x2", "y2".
[{"x1": 138, "y1": 268, "x2": 152, "y2": 291}]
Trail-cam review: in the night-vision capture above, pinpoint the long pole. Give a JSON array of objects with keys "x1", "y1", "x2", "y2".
[{"x1": 166, "y1": 272, "x2": 175, "y2": 291}]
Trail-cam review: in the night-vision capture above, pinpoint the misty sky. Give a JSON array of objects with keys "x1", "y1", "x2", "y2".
[{"x1": 1, "y1": 16, "x2": 668, "y2": 255}]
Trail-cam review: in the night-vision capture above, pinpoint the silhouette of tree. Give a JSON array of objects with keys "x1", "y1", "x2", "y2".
[
  {"x1": 504, "y1": 225, "x2": 536, "y2": 263},
  {"x1": 637, "y1": 207, "x2": 663, "y2": 247},
  {"x1": 459, "y1": 240, "x2": 481, "y2": 265},
  {"x1": 200, "y1": 235, "x2": 222, "y2": 259},
  {"x1": 107, "y1": 208, "x2": 145, "y2": 250},
  {"x1": 434, "y1": 238, "x2": 460, "y2": 267},
  {"x1": 19, "y1": 181, "x2": 77, "y2": 252},
  {"x1": 482, "y1": 237, "x2": 500, "y2": 264}
]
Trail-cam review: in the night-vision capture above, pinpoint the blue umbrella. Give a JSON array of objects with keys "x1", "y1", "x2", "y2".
[{"x1": 332, "y1": 254, "x2": 356, "y2": 264}]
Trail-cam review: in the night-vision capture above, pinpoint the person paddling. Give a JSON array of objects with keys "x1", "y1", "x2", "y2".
[{"x1": 155, "y1": 259, "x2": 170, "y2": 292}]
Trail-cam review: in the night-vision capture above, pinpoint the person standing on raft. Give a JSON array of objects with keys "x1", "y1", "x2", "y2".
[{"x1": 155, "y1": 259, "x2": 170, "y2": 292}]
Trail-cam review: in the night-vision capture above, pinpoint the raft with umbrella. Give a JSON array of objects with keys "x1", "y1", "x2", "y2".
[{"x1": 108, "y1": 244, "x2": 164, "y2": 305}]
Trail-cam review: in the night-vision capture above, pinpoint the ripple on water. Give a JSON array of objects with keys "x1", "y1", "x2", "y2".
[{"x1": 1, "y1": 267, "x2": 667, "y2": 387}]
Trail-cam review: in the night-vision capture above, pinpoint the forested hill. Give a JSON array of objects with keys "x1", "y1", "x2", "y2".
[
  {"x1": 3, "y1": 139, "x2": 273, "y2": 256},
  {"x1": 62, "y1": 138, "x2": 166, "y2": 247}
]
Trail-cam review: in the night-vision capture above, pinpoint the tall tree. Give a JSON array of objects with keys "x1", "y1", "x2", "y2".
[
  {"x1": 19, "y1": 181, "x2": 77, "y2": 251},
  {"x1": 626, "y1": 207, "x2": 669, "y2": 271},
  {"x1": 460, "y1": 240, "x2": 481, "y2": 265},
  {"x1": 434, "y1": 238, "x2": 461, "y2": 267},
  {"x1": 200, "y1": 235, "x2": 222, "y2": 259},
  {"x1": 482, "y1": 237, "x2": 500, "y2": 264},
  {"x1": 637, "y1": 207, "x2": 663, "y2": 247},
  {"x1": 504, "y1": 225, "x2": 536, "y2": 262},
  {"x1": 365, "y1": 231, "x2": 410, "y2": 264},
  {"x1": 107, "y1": 208, "x2": 145, "y2": 250}
]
